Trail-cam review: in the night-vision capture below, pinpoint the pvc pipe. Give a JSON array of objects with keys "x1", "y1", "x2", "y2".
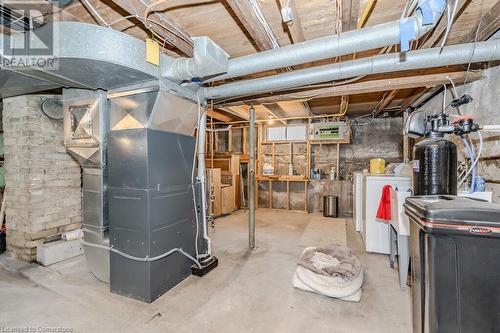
[
  {"x1": 249, "y1": 106, "x2": 256, "y2": 249},
  {"x1": 481, "y1": 125, "x2": 500, "y2": 132},
  {"x1": 204, "y1": 40, "x2": 500, "y2": 100},
  {"x1": 205, "y1": 0, "x2": 446, "y2": 82}
]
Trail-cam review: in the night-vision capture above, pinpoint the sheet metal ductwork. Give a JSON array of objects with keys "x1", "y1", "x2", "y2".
[
  {"x1": 205, "y1": 0, "x2": 446, "y2": 82},
  {"x1": 204, "y1": 40, "x2": 500, "y2": 99},
  {"x1": 63, "y1": 89, "x2": 110, "y2": 283},
  {"x1": 0, "y1": 22, "x2": 162, "y2": 93}
]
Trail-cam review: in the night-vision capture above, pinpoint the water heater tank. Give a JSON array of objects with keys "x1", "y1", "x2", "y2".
[{"x1": 413, "y1": 137, "x2": 457, "y2": 195}]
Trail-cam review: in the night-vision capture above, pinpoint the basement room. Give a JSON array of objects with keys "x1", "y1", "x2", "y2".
[{"x1": 0, "y1": 0, "x2": 499, "y2": 332}]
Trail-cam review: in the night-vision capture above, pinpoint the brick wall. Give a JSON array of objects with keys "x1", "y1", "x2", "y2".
[{"x1": 3, "y1": 95, "x2": 82, "y2": 261}]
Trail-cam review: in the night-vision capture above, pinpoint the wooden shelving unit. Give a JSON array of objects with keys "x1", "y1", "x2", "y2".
[{"x1": 206, "y1": 123, "x2": 351, "y2": 214}]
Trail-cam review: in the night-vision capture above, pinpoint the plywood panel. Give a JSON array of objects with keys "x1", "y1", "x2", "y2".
[
  {"x1": 221, "y1": 185, "x2": 236, "y2": 214},
  {"x1": 207, "y1": 168, "x2": 222, "y2": 217}
]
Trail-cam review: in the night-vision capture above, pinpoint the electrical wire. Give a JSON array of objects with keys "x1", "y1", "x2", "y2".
[
  {"x1": 107, "y1": 14, "x2": 143, "y2": 27},
  {"x1": 79, "y1": 0, "x2": 110, "y2": 27},
  {"x1": 463, "y1": 0, "x2": 485, "y2": 87},
  {"x1": 445, "y1": 76, "x2": 463, "y2": 115},
  {"x1": 439, "y1": 0, "x2": 459, "y2": 49},
  {"x1": 249, "y1": 0, "x2": 280, "y2": 50},
  {"x1": 139, "y1": 0, "x2": 197, "y2": 46},
  {"x1": 80, "y1": 238, "x2": 202, "y2": 268},
  {"x1": 401, "y1": 0, "x2": 418, "y2": 19},
  {"x1": 442, "y1": 84, "x2": 447, "y2": 111}
]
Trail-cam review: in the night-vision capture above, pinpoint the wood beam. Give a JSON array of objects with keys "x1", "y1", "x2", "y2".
[
  {"x1": 341, "y1": 0, "x2": 354, "y2": 31},
  {"x1": 464, "y1": 0, "x2": 500, "y2": 42},
  {"x1": 219, "y1": 106, "x2": 250, "y2": 121},
  {"x1": 398, "y1": 87, "x2": 429, "y2": 112},
  {"x1": 380, "y1": 0, "x2": 472, "y2": 115},
  {"x1": 226, "y1": 0, "x2": 310, "y2": 118},
  {"x1": 217, "y1": 71, "x2": 484, "y2": 107},
  {"x1": 208, "y1": 109, "x2": 234, "y2": 122},
  {"x1": 420, "y1": 0, "x2": 470, "y2": 48},
  {"x1": 262, "y1": 103, "x2": 288, "y2": 124},
  {"x1": 226, "y1": 0, "x2": 274, "y2": 51},
  {"x1": 357, "y1": 0, "x2": 376, "y2": 29},
  {"x1": 110, "y1": 0, "x2": 193, "y2": 56},
  {"x1": 374, "y1": 89, "x2": 398, "y2": 116},
  {"x1": 279, "y1": 0, "x2": 305, "y2": 43},
  {"x1": 403, "y1": 0, "x2": 499, "y2": 112}
]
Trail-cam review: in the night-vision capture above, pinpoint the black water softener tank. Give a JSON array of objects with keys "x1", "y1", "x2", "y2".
[{"x1": 413, "y1": 135, "x2": 457, "y2": 195}]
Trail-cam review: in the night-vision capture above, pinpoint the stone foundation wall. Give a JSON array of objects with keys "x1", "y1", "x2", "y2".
[
  {"x1": 3, "y1": 95, "x2": 82, "y2": 261},
  {"x1": 422, "y1": 64, "x2": 500, "y2": 202}
]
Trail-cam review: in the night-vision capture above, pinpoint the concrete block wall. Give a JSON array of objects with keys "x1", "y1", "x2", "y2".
[
  {"x1": 2, "y1": 95, "x2": 82, "y2": 261},
  {"x1": 422, "y1": 64, "x2": 500, "y2": 202}
]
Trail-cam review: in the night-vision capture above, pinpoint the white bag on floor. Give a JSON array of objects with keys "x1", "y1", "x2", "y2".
[
  {"x1": 292, "y1": 271, "x2": 362, "y2": 302},
  {"x1": 293, "y1": 245, "x2": 363, "y2": 302}
]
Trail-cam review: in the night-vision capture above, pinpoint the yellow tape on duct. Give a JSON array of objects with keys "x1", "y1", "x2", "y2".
[{"x1": 146, "y1": 38, "x2": 160, "y2": 66}]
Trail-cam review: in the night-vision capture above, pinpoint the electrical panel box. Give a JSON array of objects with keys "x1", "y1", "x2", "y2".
[{"x1": 310, "y1": 122, "x2": 346, "y2": 140}]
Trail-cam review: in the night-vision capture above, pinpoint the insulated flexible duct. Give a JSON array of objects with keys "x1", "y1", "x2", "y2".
[{"x1": 204, "y1": 40, "x2": 500, "y2": 100}]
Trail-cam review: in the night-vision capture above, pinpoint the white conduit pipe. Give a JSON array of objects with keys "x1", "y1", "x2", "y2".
[
  {"x1": 204, "y1": 40, "x2": 500, "y2": 100},
  {"x1": 196, "y1": 107, "x2": 212, "y2": 257},
  {"x1": 205, "y1": 0, "x2": 446, "y2": 82}
]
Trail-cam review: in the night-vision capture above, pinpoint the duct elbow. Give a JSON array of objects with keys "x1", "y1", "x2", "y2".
[
  {"x1": 414, "y1": 0, "x2": 447, "y2": 37},
  {"x1": 399, "y1": 0, "x2": 446, "y2": 52},
  {"x1": 163, "y1": 36, "x2": 229, "y2": 82}
]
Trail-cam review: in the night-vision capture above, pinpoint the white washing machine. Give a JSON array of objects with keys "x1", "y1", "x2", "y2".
[{"x1": 361, "y1": 175, "x2": 412, "y2": 254}]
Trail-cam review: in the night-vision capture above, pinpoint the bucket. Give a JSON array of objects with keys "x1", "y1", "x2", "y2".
[
  {"x1": 370, "y1": 159, "x2": 385, "y2": 174},
  {"x1": 323, "y1": 196, "x2": 338, "y2": 218}
]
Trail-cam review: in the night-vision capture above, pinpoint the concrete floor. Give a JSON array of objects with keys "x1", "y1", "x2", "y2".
[{"x1": 0, "y1": 211, "x2": 412, "y2": 333}]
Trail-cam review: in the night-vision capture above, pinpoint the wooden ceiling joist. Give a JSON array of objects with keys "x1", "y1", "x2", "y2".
[
  {"x1": 399, "y1": 87, "x2": 429, "y2": 112},
  {"x1": 464, "y1": 0, "x2": 500, "y2": 42},
  {"x1": 420, "y1": 0, "x2": 470, "y2": 48},
  {"x1": 225, "y1": 0, "x2": 274, "y2": 51},
  {"x1": 110, "y1": 0, "x2": 194, "y2": 56},
  {"x1": 357, "y1": 0, "x2": 377, "y2": 29},
  {"x1": 219, "y1": 106, "x2": 250, "y2": 121},
  {"x1": 262, "y1": 103, "x2": 288, "y2": 124},
  {"x1": 373, "y1": 89, "x2": 398, "y2": 116},
  {"x1": 342, "y1": 0, "x2": 361, "y2": 32},
  {"x1": 208, "y1": 109, "x2": 234, "y2": 122},
  {"x1": 279, "y1": 0, "x2": 305, "y2": 43},
  {"x1": 226, "y1": 0, "x2": 310, "y2": 118},
  {"x1": 400, "y1": 0, "x2": 499, "y2": 112},
  {"x1": 380, "y1": 0, "x2": 471, "y2": 115}
]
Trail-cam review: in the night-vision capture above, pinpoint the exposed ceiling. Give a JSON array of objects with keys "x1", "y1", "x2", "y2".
[{"x1": 1, "y1": 0, "x2": 499, "y2": 122}]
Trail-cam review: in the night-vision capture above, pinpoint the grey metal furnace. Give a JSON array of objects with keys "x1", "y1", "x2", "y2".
[
  {"x1": 64, "y1": 83, "x2": 213, "y2": 303},
  {"x1": 107, "y1": 87, "x2": 202, "y2": 302}
]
